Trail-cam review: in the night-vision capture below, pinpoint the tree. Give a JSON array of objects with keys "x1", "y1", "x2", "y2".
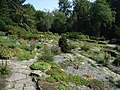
[
  {"x1": 0, "y1": 0, "x2": 10, "y2": 18},
  {"x1": 109, "y1": 0, "x2": 120, "y2": 27},
  {"x1": 90, "y1": 0, "x2": 115, "y2": 36},
  {"x1": 50, "y1": 11, "x2": 67, "y2": 34},
  {"x1": 35, "y1": 10, "x2": 53, "y2": 32},
  {"x1": 58, "y1": 0, "x2": 72, "y2": 16},
  {"x1": 72, "y1": 0, "x2": 91, "y2": 34}
]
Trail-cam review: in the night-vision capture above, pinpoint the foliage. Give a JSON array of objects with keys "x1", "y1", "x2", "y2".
[
  {"x1": 116, "y1": 79, "x2": 120, "y2": 88},
  {"x1": 64, "y1": 32, "x2": 89, "y2": 40},
  {"x1": 113, "y1": 55, "x2": 120, "y2": 66},
  {"x1": 58, "y1": 36, "x2": 71, "y2": 53},
  {"x1": 46, "y1": 76, "x2": 56, "y2": 83},
  {"x1": 114, "y1": 46, "x2": 120, "y2": 52},
  {"x1": 0, "y1": 65, "x2": 10, "y2": 75},
  {"x1": 40, "y1": 50, "x2": 54, "y2": 62},
  {"x1": 35, "y1": 10, "x2": 53, "y2": 32},
  {"x1": 81, "y1": 45, "x2": 90, "y2": 51},
  {"x1": 0, "y1": 31, "x2": 6, "y2": 36},
  {"x1": 51, "y1": 45, "x2": 61, "y2": 55},
  {"x1": 0, "y1": 36, "x2": 17, "y2": 48},
  {"x1": 0, "y1": 45, "x2": 17, "y2": 59},
  {"x1": 17, "y1": 50, "x2": 36, "y2": 60},
  {"x1": 90, "y1": 0, "x2": 115, "y2": 36},
  {"x1": 50, "y1": 11, "x2": 67, "y2": 34},
  {"x1": 30, "y1": 61, "x2": 51, "y2": 72},
  {"x1": 58, "y1": 81, "x2": 72, "y2": 90}
]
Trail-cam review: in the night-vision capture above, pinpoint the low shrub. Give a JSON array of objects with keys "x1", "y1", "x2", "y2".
[
  {"x1": 0, "y1": 45, "x2": 16, "y2": 59},
  {"x1": 0, "y1": 65, "x2": 10, "y2": 75},
  {"x1": 30, "y1": 61, "x2": 51, "y2": 72},
  {"x1": 114, "y1": 46, "x2": 120, "y2": 52},
  {"x1": 40, "y1": 51, "x2": 54, "y2": 62},
  {"x1": 113, "y1": 55, "x2": 120, "y2": 66},
  {"x1": 0, "y1": 37, "x2": 17, "y2": 48},
  {"x1": 116, "y1": 79, "x2": 120, "y2": 88},
  {"x1": 58, "y1": 36, "x2": 71, "y2": 53}
]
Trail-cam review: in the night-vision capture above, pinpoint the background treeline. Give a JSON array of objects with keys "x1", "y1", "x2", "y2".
[{"x1": 0, "y1": 0, "x2": 120, "y2": 39}]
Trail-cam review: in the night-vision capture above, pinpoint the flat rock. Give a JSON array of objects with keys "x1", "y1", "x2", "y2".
[
  {"x1": 31, "y1": 70, "x2": 50, "y2": 77},
  {"x1": 6, "y1": 73, "x2": 26, "y2": 82}
]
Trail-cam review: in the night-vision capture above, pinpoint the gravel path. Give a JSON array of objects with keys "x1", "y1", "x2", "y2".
[{"x1": 0, "y1": 58, "x2": 37, "y2": 90}]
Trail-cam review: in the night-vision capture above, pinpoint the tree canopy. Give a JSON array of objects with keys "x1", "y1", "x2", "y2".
[{"x1": 0, "y1": 0, "x2": 120, "y2": 39}]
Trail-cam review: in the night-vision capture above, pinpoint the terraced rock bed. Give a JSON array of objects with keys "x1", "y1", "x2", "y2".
[{"x1": 0, "y1": 33, "x2": 120, "y2": 90}]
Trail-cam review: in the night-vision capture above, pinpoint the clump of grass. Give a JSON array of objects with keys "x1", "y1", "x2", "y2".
[
  {"x1": 17, "y1": 50, "x2": 36, "y2": 60},
  {"x1": 40, "y1": 51, "x2": 54, "y2": 62},
  {"x1": 113, "y1": 55, "x2": 120, "y2": 66},
  {"x1": 0, "y1": 65, "x2": 10, "y2": 75}
]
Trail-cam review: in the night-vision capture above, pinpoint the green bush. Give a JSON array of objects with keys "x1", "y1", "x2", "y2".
[
  {"x1": 113, "y1": 55, "x2": 120, "y2": 66},
  {"x1": 30, "y1": 61, "x2": 51, "y2": 72},
  {"x1": 0, "y1": 65, "x2": 10, "y2": 75},
  {"x1": 0, "y1": 45, "x2": 16, "y2": 59},
  {"x1": 58, "y1": 36, "x2": 71, "y2": 53}
]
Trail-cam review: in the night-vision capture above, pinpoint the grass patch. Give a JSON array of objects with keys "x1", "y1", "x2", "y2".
[
  {"x1": 17, "y1": 50, "x2": 36, "y2": 60},
  {"x1": 67, "y1": 75, "x2": 89, "y2": 86}
]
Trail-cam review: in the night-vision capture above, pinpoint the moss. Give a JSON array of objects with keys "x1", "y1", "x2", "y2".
[{"x1": 30, "y1": 61, "x2": 51, "y2": 72}]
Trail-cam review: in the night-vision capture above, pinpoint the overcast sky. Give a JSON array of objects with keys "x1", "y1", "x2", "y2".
[{"x1": 24, "y1": 0, "x2": 95, "y2": 11}]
